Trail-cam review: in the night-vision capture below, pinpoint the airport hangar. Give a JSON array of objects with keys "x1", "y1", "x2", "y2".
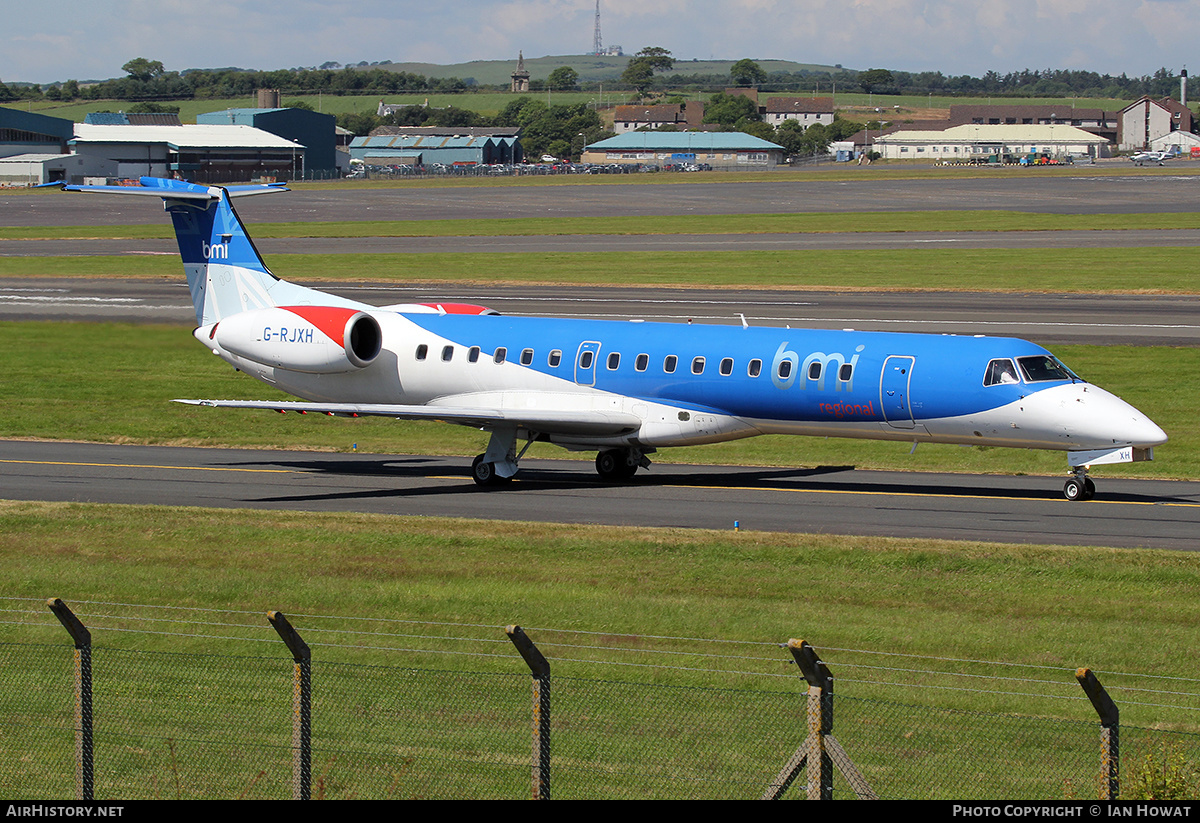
[
  {"x1": 0, "y1": 106, "x2": 340, "y2": 185},
  {"x1": 582, "y1": 132, "x2": 786, "y2": 169}
]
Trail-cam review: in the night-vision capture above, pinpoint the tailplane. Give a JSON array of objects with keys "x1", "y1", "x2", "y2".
[{"x1": 52, "y1": 177, "x2": 323, "y2": 325}]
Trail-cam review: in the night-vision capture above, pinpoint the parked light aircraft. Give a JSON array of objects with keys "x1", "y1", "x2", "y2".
[
  {"x1": 1129, "y1": 151, "x2": 1173, "y2": 166},
  {"x1": 51, "y1": 177, "x2": 1167, "y2": 501}
]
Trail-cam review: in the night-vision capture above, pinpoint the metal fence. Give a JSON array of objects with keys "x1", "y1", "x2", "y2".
[{"x1": 2, "y1": 598, "x2": 1198, "y2": 800}]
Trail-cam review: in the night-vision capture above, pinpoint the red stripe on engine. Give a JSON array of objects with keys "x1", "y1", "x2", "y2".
[{"x1": 279, "y1": 305, "x2": 357, "y2": 347}]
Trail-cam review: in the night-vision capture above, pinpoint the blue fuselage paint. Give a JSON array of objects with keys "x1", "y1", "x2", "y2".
[{"x1": 403, "y1": 314, "x2": 1050, "y2": 424}]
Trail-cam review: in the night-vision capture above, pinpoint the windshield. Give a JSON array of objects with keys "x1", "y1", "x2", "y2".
[{"x1": 1017, "y1": 355, "x2": 1081, "y2": 383}]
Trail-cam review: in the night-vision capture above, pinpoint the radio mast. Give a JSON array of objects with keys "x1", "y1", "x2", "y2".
[{"x1": 592, "y1": 0, "x2": 603, "y2": 55}]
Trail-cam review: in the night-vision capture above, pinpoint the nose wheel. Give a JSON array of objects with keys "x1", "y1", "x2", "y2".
[{"x1": 1063, "y1": 471, "x2": 1096, "y2": 501}]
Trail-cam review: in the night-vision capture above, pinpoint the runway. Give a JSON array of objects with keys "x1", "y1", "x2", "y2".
[
  {"x1": 3, "y1": 440, "x2": 1196, "y2": 550},
  {"x1": 8, "y1": 170, "x2": 1200, "y2": 227},
  {"x1": 3, "y1": 278, "x2": 1197, "y2": 346}
]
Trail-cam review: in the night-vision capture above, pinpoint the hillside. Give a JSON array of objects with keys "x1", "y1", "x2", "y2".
[{"x1": 365, "y1": 54, "x2": 847, "y2": 85}]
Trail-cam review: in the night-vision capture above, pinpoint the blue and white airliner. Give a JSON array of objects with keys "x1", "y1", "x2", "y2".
[{"x1": 51, "y1": 177, "x2": 1167, "y2": 500}]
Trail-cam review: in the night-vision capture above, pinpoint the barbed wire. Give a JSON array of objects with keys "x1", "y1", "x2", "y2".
[{"x1": 5, "y1": 597, "x2": 1200, "y2": 706}]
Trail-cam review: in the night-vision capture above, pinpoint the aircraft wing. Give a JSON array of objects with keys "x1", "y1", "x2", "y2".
[{"x1": 174, "y1": 399, "x2": 642, "y2": 436}]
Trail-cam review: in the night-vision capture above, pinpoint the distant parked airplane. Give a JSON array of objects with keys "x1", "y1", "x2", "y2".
[
  {"x1": 1129, "y1": 151, "x2": 1172, "y2": 166},
  {"x1": 49, "y1": 177, "x2": 1166, "y2": 501}
]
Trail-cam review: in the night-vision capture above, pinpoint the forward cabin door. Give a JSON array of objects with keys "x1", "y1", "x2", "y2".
[{"x1": 880, "y1": 355, "x2": 916, "y2": 429}]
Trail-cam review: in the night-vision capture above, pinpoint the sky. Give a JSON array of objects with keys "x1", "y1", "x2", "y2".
[{"x1": 5, "y1": 0, "x2": 1200, "y2": 85}]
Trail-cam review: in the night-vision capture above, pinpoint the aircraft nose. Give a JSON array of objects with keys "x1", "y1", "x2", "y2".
[{"x1": 1069, "y1": 384, "x2": 1167, "y2": 448}]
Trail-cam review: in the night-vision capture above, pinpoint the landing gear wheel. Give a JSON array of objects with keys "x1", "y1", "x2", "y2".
[
  {"x1": 596, "y1": 449, "x2": 638, "y2": 481},
  {"x1": 1063, "y1": 477, "x2": 1096, "y2": 501},
  {"x1": 471, "y1": 454, "x2": 506, "y2": 487},
  {"x1": 1063, "y1": 478, "x2": 1083, "y2": 501}
]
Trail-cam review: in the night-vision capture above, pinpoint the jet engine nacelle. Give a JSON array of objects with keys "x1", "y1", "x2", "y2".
[{"x1": 204, "y1": 306, "x2": 382, "y2": 374}]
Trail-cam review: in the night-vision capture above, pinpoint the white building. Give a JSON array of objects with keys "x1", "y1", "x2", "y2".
[{"x1": 872, "y1": 124, "x2": 1109, "y2": 161}]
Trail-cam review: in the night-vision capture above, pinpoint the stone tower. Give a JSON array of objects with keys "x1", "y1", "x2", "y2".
[{"x1": 511, "y1": 52, "x2": 530, "y2": 93}]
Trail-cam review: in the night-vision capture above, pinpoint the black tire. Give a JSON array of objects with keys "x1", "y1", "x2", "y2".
[
  {"x1": 1083, "y1": 477, "x2": 1096, "y2": 501},
  {"x1": 597, "y1": 450, "x2": 640, "y2": 481},
  {"x1": 1063, "y1": 478, "x2": 1084, "y2": 501},
  {"x1": 472, "y1": 454, "x2": 497, "y2": 486},
  {"x1": 596, "y1": 449, "x2": 622, "y2": 480}
]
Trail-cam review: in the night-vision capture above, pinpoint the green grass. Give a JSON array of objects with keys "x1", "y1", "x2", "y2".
[
  {"x1": 7, "y1": 210, "x2": 1200, "y2": 241},
  {"x1": 5, "y1": 246, "x2": 1200, "y2": 293},
  {"x1": 0, "y1": 322, "x2": 1191, "y2": 480},
  {"x1": 8, "y1": 501, "x2": 1198, "y2": 798}
]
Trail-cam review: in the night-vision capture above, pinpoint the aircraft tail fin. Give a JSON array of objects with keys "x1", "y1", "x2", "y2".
[{"x1": 54, "y1": 177, "x2": 296, "y2": 325}]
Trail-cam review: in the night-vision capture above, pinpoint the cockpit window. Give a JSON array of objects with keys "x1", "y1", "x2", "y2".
[
  {"x1": 984, "y1": 358, "x2": 1019, "y2": 386},
  {"x1": 1017, "y1": 355, "x2": 1080, "y2": 383}
]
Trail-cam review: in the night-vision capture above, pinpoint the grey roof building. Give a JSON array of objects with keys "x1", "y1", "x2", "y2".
[
  {"x1": 352, "y1": 127, "x2": 523, "y2": 166},
  {"x1": 583, "y1": 131, "x2": 785, "y2": 168}
]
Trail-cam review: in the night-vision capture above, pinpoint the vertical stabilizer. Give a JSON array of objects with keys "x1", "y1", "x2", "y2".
[
  {"x1": 161, "y1": 184, "x2": 280, "y2": 325},
  {"x1": 52, "y1": 177, "x2": 339, "y2": 326}
]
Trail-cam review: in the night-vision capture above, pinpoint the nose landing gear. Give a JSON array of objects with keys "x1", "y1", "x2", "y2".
[{"x1": 1063, "y1": 468, "x2": 1096, "y2": 501}]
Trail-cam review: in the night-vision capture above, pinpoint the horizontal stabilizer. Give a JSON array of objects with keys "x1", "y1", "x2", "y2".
[{"x1": 42, "y1": 177, "x2": 288, "y2": 200}]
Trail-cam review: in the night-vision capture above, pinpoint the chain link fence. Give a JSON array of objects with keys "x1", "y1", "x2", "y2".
[{"x1": 2, "y1": 600, "x2": 1198, "y2": 800}]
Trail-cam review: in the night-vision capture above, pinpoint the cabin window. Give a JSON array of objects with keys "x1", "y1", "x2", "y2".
[
  {"x1": 607, "y1": 352, "x2": 620, "y2": 370},
  {"x1": 415, "y1": 344, "x2": 428, "y2": 361},
  {"x1": 839, "y1": 363, "x2": 854, "y2": 382},
  {"x1": 579, "y1": 350, "x2": 594, "y2": 370},
  {"x1": 984, "y1": 359, "x2": 1019, "y2": 386},
  {"x1": 635, "y1": 353, "x2": 649, "y2": 372},
  {"x1": 441, "y1": 346, "x2": 454, "y2": 362},
  {"x1": 748, "y1": 359, "x2": 762, "y2": 377},
  {"x1": 719, "y1": 357, "x2": 733, "y2": 376},
  {"x1": 777, "y1": 360, "x2": 792, "y2": 380},
  {"x1": 664, "y1": 355, "x2": 677, "y2": 374},
  {"x1": 468, "y1": 346, "x2": 480, "y2": 363},
  {"x1": 548, "y1": 349, "x2": 562, "y2": 367},
  {"x1": 691, "y1": 356, "x2": 705, "y2": 375},
  {"x1": 493, "y1": 347, "x2": 507, "y2": 364},
  {"x1": 520, "y1": 348, "x2": 534, "y2": 366},
  {"x1": 808, "y1": 361, "x2": 822, "y2": 381}
]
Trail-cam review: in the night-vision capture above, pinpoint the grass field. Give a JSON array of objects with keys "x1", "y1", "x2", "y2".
[{"x1": 5, "y1": 246, "x2": 1199, "y2": 294}]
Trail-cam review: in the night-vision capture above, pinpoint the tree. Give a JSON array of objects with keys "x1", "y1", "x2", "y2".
[
  {"x1": 622, "y1": 46, "x2": 674, "y2": 94},
  {"x1": 730, "y1": 58, "x2": 766, "y2": 87},
  {"x1": 547, "y1": 66, "x2": 579, "y2": 92},
  {"x1": 122, "y1": 58, "x2": 165, "y2": 82},
  {"x1": 857, "y1": 68, "x2": 896, "y2": 94},
  {"x1": 704, "y1": 92, "x2": 760, "y2": 127}
]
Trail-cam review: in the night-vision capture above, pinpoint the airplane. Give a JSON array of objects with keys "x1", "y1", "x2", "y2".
[
  {"x1": 1129, "y1": 150, "x2": 1173, "y2": 166},
  {"x1": 47, "y1": 176, "x2": 1167, "y2": 501}
]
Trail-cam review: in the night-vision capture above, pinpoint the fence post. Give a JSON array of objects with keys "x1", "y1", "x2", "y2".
[
  {"x1": 47, "y1": 598, "x2": 93, "y2": 801},
  {"x1": 793, "y1": 639, "x2": 834, "y2": 800},
  {"x1": 506, "y1": 625, "x2": 550, "y2": 800},
  {"x1": 764, "y1": 640, "x2": 875, "y2": 800},
  {"x1": 1076, "y1": 667, "x2": 1119, "y2": 800},
  {"x1": 268, "y1": 611, "x2": 311, "y2": 800}
]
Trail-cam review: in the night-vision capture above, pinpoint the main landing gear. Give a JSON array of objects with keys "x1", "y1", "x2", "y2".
[
  {"x1": 595, "y1": 448, "x2": 650, "y2": 481},
  {"x1": 1063, "y1": 467, "x2": 1096, "y2": 501},
  {"x1": 471, "y1": 443, "x2": 653, "y2": 487}
]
